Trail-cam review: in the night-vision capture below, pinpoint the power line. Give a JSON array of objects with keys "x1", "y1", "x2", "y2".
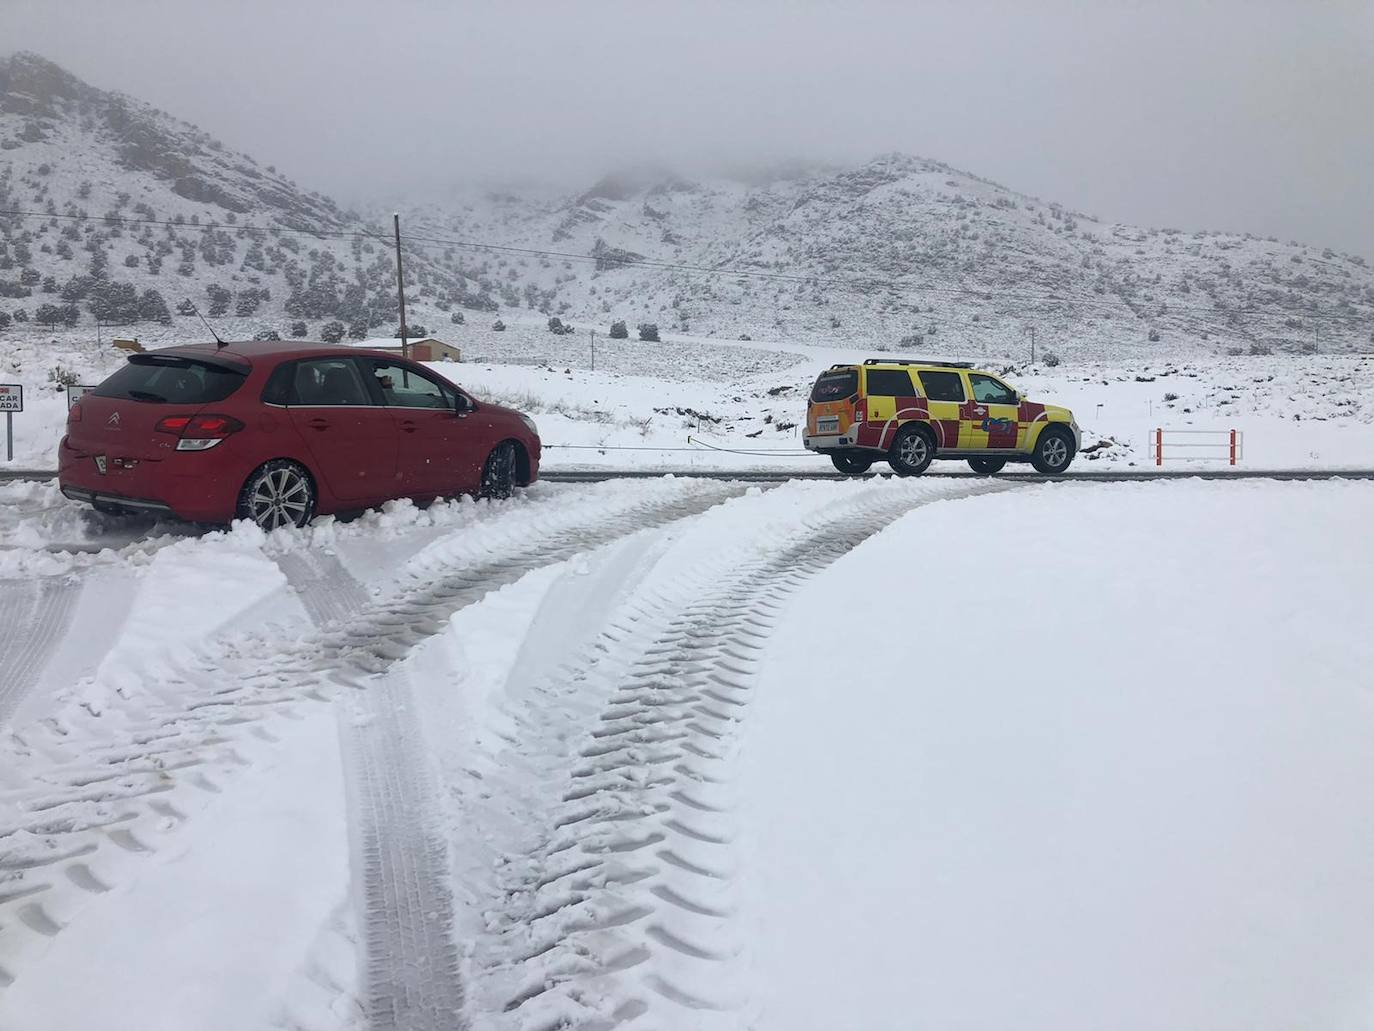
[{"x1": 2, "y1": 205, "x2": 1371, "y2": 324}]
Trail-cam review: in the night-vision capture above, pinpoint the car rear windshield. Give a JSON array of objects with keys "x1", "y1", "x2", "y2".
[
  {"x1": 811, "y1": 370, "x2": 858, "y2": 403},
  {"x1": 94, "y1": 355, "x2": 248, "y2": 404}
]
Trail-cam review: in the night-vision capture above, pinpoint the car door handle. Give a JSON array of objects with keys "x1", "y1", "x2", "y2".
[
  {"x1": 399, "y1": 420, "x2": 418, "y2": 433},
  {"x1": 306, "y1": 417, "x2": 330, "y2": 430}
]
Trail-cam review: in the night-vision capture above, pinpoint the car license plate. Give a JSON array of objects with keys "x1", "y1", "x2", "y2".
[
  {"x1": 94, "y1": 455, "x2": 107, "y2": 474},
  {"x1": 817, "y1": 417, "x2": 839, "y2": 434}
]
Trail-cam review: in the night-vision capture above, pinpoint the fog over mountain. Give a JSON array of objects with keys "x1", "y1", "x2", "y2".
[{"x1": 1, "y1": 0, "x2": 1371, "y2": 260}]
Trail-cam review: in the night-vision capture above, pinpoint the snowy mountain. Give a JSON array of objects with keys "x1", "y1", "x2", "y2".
[
  {"x1": 3, "y1": 51, "x2": 1372, "y2": 359},
  {"x1": 0, "y1": 52, "x2": 477, "y2": 342},
  {"x1": 403, "y1": 155, "x2": 1374, "y2": 358}
]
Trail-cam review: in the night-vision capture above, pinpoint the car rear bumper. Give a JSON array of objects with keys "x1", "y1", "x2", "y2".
[
  {"x1": 58, "y1": 435, "x2": 247, "y2": 523},
  {"x1": 59, "y1": 483, "x2": 175, "y2": 515},
  {"x1": 803, "y1": 433, "x2": 866, "y2": 452}
]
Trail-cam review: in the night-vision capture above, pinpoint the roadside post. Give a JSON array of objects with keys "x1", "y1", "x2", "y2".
[{"x1": 0, "y1": 384, "x2": 21, "y2": 462}]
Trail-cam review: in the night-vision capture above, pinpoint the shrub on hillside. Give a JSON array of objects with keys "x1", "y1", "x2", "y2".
[
  {"x1": 609, "y1": 320, "x2": 628, "y2": 339},
  {"x1": 1148, "y1": 329, "x2": 1160, "y2": 342},
  {"x1": 450, "y1": 310, "x2": 465, "y2": 324},
  {"x1": 290, "y1": 321, "x2": 308, "y2": 338},
  {"x1": 320, "y1": 320, "x2": 346, "y2": 343},
  {"x1": 637, "y1": 322, "x2": 660, "y2": 342},
  {"x1": 492, "y1": 319, "x2": 506, "y2": 332},
  {"x1": 1248, "y1": 343, "x2": 1272, "y2": 355},
  {"x1": 1042, "y1": 351, "x2": 1061, "y2": 368}
]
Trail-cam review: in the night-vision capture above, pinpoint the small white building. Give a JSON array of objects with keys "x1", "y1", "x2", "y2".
[{"x1": 346, "y1": 337, "x2": 461, "y2": 362}]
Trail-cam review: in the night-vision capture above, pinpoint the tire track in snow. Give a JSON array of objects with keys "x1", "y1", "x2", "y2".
[
  {"x1": 467, "y1": 480, "x2": 1016, "y2": 1029},
  {"x1": 335, "y1": 485, "x2": 749, "y2": 1031},
  {"x1": 0, "y1": 480, "x2": 745, "y2": 1004},
  {"x1": 0, "y1": 579, "x2": 80, "y2": 726}
]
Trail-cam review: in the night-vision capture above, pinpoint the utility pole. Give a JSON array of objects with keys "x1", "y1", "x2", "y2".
[
  {"x1": 393, "y1": 213, "x2": 408, "y2": 362},
  {"x1": 1029, "y1": 324, "x2": 1036, "y2": 365},
  {"x1": 590, "y1": 327, "x2": 595, "y2": 372}
]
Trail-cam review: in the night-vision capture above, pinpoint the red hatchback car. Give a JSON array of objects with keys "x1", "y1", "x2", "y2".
[{"x1": 58, "y1": 341, "x2": 541, "y2": 528}]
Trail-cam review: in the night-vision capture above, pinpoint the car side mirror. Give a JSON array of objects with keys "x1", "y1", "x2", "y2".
[{"x1": 453, "y1": 393, "x2": 473, "y2": 414}]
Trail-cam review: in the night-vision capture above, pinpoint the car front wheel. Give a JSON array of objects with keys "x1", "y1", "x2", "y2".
[
  {"x1": 481, "y1": 441, "x2": 519, "y2": 499},
  {"x1": 1030, "y1": 428, "x2": 1075, "y2": 474},
  {"x1": 237, "y1": 460, "x2": 316, "y2": 529}
]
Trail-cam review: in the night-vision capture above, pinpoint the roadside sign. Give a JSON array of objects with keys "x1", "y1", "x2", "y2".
[
  {"x1": 67, "y1": 384, "x2": 95, "y2": 410},
  {"x1": 0, "y1": 384, "x2": 19, "y2": 463}
]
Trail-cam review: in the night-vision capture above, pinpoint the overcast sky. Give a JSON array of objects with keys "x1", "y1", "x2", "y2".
[{"x1": 3, "y1": 0, "x2": 1371, "y2": 256}]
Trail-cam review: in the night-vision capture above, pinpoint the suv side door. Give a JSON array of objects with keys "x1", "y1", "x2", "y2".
[
  {"x1": 967, "y1": 373, "x2": 1022, "y2": 450},
  {"x1": 360, "y1": 358, "x2": 486, "y2": 495},
  {"x1": 915, "y1": 370, "x2": 967, "y2": 450},
  {"x1": 280, "y1": 356, "x2": 400, "y2": 502}
]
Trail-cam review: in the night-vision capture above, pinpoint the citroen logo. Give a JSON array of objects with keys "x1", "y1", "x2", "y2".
[{"x1": 108, "y1": 412, "x2": 121, "y2": 426}]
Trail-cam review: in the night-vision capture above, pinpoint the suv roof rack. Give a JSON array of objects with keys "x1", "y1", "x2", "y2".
[{"x1": 863, "y1": 358, "x2": 974, "y2": 369}]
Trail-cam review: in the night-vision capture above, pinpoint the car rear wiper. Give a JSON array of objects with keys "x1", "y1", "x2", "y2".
[{"x1": 127, "y1": 389, "x2": 167, "y2": 402}]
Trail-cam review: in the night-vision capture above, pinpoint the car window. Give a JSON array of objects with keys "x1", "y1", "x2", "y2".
[
  {"x1": 865, "y1": 369, "x2": 915, "y2": 396},
  {"x1": 969, "y1": 374, "x2": 1017, "y2": 405},
  {"x1": 918, "y1": 370, "x2": 965, "y2": 402},
  {"x1": 95, "y1": 355, "x2": 246, "y2": 404},
  {"x1": 292, "y1": 358, "x2": 373, "y2": 406},
  {"x1": 366, "y1": 360, "x2": 453, "y2": 410},
  {"x1": 811, "y1": 370, "x2": 858, "y2": 403}
]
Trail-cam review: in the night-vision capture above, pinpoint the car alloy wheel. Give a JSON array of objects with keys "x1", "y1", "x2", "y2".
[{"x1": 246, "y1": 463, "x2": 314, "y2": 529}]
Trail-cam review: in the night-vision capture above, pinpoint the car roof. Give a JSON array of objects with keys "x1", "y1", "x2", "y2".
[
  {"x1": 826, "y1": 359, "x2": 981, "y2": 373},
  {"x1": 147, "y1": 340, "x2": 404, "y2": 363}
]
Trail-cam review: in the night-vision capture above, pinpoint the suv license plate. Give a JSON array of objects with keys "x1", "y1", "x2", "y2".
[{"x1": 817, "y1": 417, "x2": 839, "y2": 433}]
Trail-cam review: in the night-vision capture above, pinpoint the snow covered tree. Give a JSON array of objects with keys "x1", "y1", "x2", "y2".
[
  {"x1": 320, "y1": 320, "x2": 345, "y2": 343},
  {"x1": 206, "y1": 283, "x2": 231, "y2": 317},
  {"x1": 138, "y1": 289, "x2": 172, "y2": 325},
  {"x1": 34, "y1": 302, "x2": 63, "y2": 328},
  {"x1": 450, "y1": 310, "x2": 465, "y2": 325},
  {"x1": 290, "y1": 320, "x2": 308, "y2": 338},
  {"x1": 492, "y1": 319, "x2": 506, "y2": 331},
  {"x1": 637, "y1": 322, "x2": 660, "y2": 342},
  {"x1": 609, "y1": 319, "x2": 628, "y2": 339}
]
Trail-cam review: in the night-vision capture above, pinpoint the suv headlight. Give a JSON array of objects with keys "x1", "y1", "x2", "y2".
[{"x1": 519, "y1": 414, "x2": 538, "y2": 437}]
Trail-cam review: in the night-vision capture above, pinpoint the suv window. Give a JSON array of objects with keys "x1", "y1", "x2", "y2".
[
  {"x1": 969, "y1": 374, "x2": 1017, "y2": 405},
  {"x1": 918, "y1": 370, "x2": 965, "y2": 402},
  {"x1": 865, "y1": 369, "x2": 915, "y2": 396},
  {"x1": 292, "y1": 358, "x2": 373, "y2": 406},
  {"x1": 365, "y1": 360, "x2": 454, "y2": 409},
  {"x1": 811, "y1": 370, "x2": 858, "y2": 402},
  {"x1": 95, "y1": 355, "x2": 246, "y2": 404}
]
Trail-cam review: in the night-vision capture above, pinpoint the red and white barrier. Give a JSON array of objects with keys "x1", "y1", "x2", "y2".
[{"x1": 1152, "y1": 428, "x2": 1242, "y2": 466}]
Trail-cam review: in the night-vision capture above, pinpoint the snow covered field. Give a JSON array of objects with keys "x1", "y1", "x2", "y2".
[
  {"x1": 1, "y1": 473, "x2": 1371, "y2": 1029},
  {"x1": 2, "y1": 322, "x2": 1373, "y2": 474}
]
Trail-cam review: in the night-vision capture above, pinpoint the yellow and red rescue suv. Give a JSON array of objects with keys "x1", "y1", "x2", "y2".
[{"x1": 804, "y1": 359, "x2": 1081, "y2": 475}]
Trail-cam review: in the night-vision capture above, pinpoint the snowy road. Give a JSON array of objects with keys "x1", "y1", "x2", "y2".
[{"x1": 1, "y1": 476, "x2": 1372, "y2": 1029}]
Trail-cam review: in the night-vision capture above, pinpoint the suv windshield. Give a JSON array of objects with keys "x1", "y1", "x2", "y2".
[
  {"x1": 95, "y1": 355, "x2": 247, "y2": 404},
  {"x1": 811, "y1": 370, "x2": 858, "y2": 402}
]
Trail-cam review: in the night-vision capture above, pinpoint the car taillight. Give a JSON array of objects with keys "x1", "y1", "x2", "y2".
[
  {"x1": 68, "y1": 402, "x2": 82, "y2": 424},
  {"x1": 155, "y1": 413, "x2": 244, "y2": 451},
  {"x1": 854, "y1": 400, "x2": 866, "y2": 423}
]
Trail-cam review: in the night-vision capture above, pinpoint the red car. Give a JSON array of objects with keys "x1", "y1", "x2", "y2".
[{"x1": 58, "y1": 341, "x2": 541, "y2": 528}]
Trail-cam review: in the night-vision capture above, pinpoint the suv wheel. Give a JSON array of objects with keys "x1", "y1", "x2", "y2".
[
  {"x1": 888, "y1": 424, "x2": 935, "y2": 476},
  {"x1": 968, "y1": 457, "x2": 1007, "y2": 475},
  {"x1": 831, "y1": 453, "x2": 873, "y2": 475},
  {"x1": 238, "y1": 460, "x2": 316, "y2": 529},
  {"x1": 1031, "y1": 428, "x2": 1075, "y2": 474}
]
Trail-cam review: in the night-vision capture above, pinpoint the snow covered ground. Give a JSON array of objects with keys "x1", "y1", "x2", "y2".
[
  {"x1": 1, "y1": 473, "x2": 1371, "y2": 1029},
  {"x1": 3, "y1": 322, "x2": 1373, "y2": 474}
]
